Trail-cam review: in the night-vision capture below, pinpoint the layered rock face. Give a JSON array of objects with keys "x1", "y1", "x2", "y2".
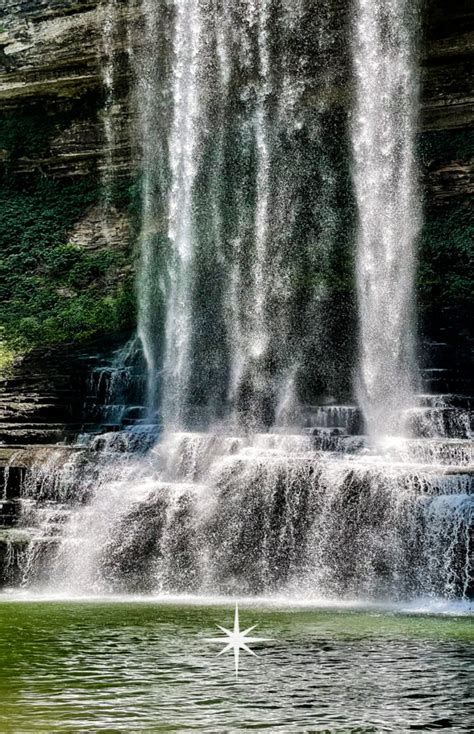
[
  {"x1": 0, "y1": 0, "x2": 135, "y2": 328},
  {"x1": 0, "y1": 0, "x2": 131, "y2": 176},
  {"x1": 421, "y1": 0, "x2": 474, "y2": 210},
  {"x1": 420, "y1": 1, "x2": 474, "y2": 396},
  {"x1": 422, "y1": 0, "x2": 474, "y2": 132},
  {"x1": 421, "y1": 0, "x2": 474, "y2": 217},
  {"x1": 1, "y1": 0, "x2": 472, "y2": 177}
]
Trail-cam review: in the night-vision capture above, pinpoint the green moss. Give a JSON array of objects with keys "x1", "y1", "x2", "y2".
[
  {"x1": 418, "y1": 203, "x2": 474, "y2": 313},
  {"x1": 418, "y1": 129, "x2": 474, "y2": 164},
  {"x1": 0, "y1": 175, "x2": 136, "y2": 351},
  {"x1": 0, "y1": 342, "x2": 15, "y2": 373},
  {"x1": 0, "y1": 111, "x2": 56, "y2": 162}
]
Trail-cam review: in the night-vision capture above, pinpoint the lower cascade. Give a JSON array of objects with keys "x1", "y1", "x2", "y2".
[
  {"x1": 0, "y1": 0, "x2": 472, "y2": 605},
  {"x1": 2, "y1": 393, "x2": 472, "y2": 600}
]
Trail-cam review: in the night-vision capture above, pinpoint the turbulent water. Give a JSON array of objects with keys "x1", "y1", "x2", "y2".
[
  {"x1": 1, "y1": 0, "x2": 472, "y2": 603},
  {"x1": 352, "y1": 0, "x2": 420, "y2": 441},
  {"x1": 7, "y1": 417, "x2": 472, "y2": 600}
]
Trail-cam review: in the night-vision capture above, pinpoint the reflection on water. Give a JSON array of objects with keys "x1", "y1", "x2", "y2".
[{"x1": 0, "y1": 602, "x2": 472, "y2": 732}]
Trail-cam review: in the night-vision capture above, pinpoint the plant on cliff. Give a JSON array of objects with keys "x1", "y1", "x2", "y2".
[
  {"x1": 0, "y1": 175, "x2": 136, "y2": 351},
  {"x1": 418, "y1": 204, "x2": 473, "y2": 313}
]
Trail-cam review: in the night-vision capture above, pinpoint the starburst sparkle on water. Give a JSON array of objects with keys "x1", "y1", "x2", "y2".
[{"x1": 205, "y1": 603, "x2": 271, "y2": 678}]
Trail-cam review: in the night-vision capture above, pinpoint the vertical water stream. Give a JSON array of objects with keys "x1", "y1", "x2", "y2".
[
  {"x1": 135, "y1": 0, "x2": 353, "y2": 429},
  {"x1": 99, "y1": 0, "x2": 119, "y2": 243},
  {"x1": 352, "y1": 0, "x2": 420, "y2": 441},
  {"x1": 161, "y1": 0, "x2": 203, "y2": 428},
  {"x1": 135, "y1": 0, "x2": 172, "y2": 414}
]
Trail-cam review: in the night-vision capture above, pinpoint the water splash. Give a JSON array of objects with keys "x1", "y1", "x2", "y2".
[{"x1": 15, "y1": 430, "x2": 469, "y2": 599}]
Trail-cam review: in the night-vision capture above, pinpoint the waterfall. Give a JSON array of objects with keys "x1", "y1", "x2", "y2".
[
  {"x1": 99, "y1": 0, "x2": 119, "y2": 243},
  {"x1": 162, "y1": 0, "x2": 203, "y2": 428},
  {"x1": 4, "y1": 0, "x2": 472, "y2": 604},
  {"x1": 135, "y1": 0, "x2": 172, "y2": 415},
  {"x1": 352, "y1": 0, "x2": 420, "y2": 442},
  {"x1": 134, "y1": 0, "x2": 352, "y2": 429}
]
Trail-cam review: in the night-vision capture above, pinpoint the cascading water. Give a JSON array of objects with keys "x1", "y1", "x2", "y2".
[
  {"x1": 134, "y1": 0, "x2": 173, "y2": 414},
  {"x1": 135, "y1": 0, "x2": 353, "y2": 428},
  {"x1": 99, "y1": 0, "x2": 118, "y2": 229},
  {"x1": 12, "y1": 427, "x2": 471, "y2": 599},
  {"x1": 352, "y1": 0, "x2": 420, "y2": 442},
  {"x1": 3, "y1": 0, "x2": 472, "y2": 603},
  {"x1": 161, "y1": 0, "x2": 203, "y2": 428}
]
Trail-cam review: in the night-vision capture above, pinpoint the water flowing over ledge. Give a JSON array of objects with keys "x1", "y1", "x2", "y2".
[{"x1": 2, "y1": 416, "x2": 472, "y2": 600}]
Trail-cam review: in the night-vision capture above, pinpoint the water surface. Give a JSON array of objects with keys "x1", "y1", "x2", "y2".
[{"x1": 0, "y1": 599, "x2": 472, "y2": 732}]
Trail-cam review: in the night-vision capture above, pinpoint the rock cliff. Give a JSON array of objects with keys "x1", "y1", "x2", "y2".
[{"x1": 1, "y1": 0, "x2": 472, "y2": 182}]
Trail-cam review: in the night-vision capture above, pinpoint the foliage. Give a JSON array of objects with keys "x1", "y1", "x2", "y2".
[
  {"x1": 418, "y1": 129, "x2": 474, "y2": 164},
  {"x1": 0, "y1": 175, "x2": 136, "y2": 351},
  {"x1": 0, "y1": 112, "x2": 56, "y2": 162},
  {"x1": 0, "y1": 341, "x2": 14, "y2": 373},
  {"x1": 417, "y1": 203, "x2": 473, "y2": 312}
]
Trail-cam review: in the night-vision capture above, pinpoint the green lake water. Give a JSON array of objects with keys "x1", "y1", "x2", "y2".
[{"x1": 0, "y1": 599, "x2": 472, "y2": 732}]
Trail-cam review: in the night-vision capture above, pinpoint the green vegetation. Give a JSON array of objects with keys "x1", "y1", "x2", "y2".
[
  {"x1": 418, "y1": 203, "x2": 473, "y2": 313},
  {"x1": 0, "y1": 176, "x2": 136, "y2": 352},
  {"x1": 418, "y1": 128, "x2": 474, "y2": 164},
  {"x1": 0, "y1": 343, "x2": 14, "y2": 372},
  {"x1": 0, "y1": 104, "x2": 140, "y2": 356},
  {"x1": 0, "y1": 111, "x2": 56, "y2": 163}
]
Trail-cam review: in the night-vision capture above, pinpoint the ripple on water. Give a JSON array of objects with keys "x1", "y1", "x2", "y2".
[{"x1": 0, "y1": 602, "x2": 472, "y2": 732}]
